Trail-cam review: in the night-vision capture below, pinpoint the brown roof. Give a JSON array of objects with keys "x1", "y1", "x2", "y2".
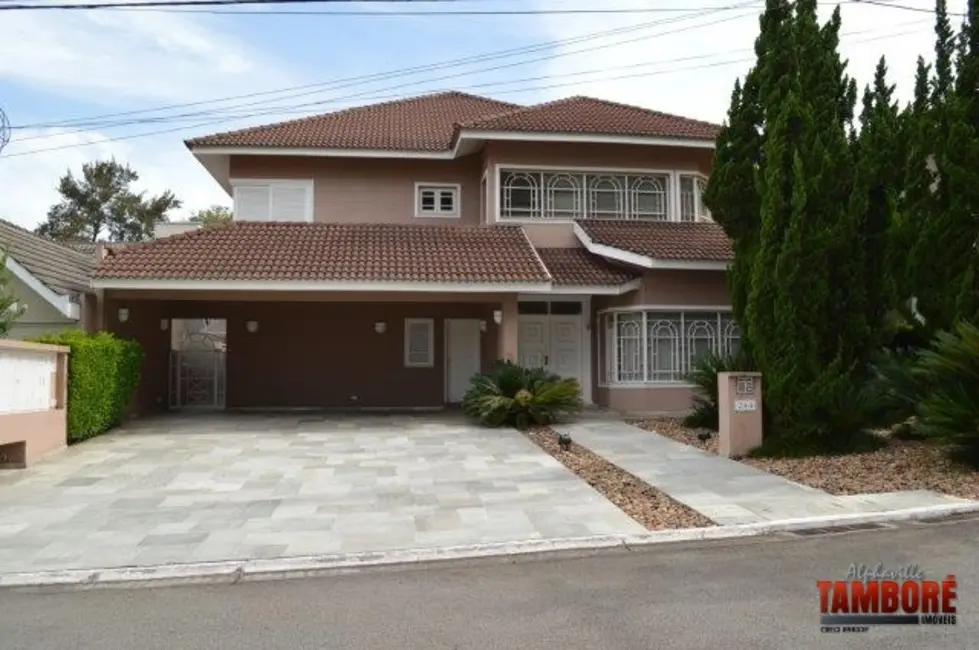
[
  {"x1": 457, "y1": 96, "x2": 721, "y2": 141},
  {"x1": 575, "y1": 220, "x2": 733, "y2": 262},
  {"x1": 93, "y1": 222, "x2": 551, "y2": 284},
  {"x1": 0, "y1": 219, "x2": 94, "y2": 297},
  {"x1": 536, "y1": 247, "x2": 639, "y2": 287},
  {"x1": 185, "y1": 91, "x2": 519, "y2": 151}
]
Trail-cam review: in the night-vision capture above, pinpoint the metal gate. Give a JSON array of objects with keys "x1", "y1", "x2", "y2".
[{"x1": 168, "y1": 319, "x2": 227, "y2": 410}]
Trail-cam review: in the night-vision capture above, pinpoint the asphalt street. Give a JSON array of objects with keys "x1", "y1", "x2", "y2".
[{"x1": 2, "y1": 518, "x2": 977, "y2": 650}]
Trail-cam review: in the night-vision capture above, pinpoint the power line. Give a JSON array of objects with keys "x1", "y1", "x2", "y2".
[
  {"x1": 850, "y1": 0, "x2": 965, "y2": 17},
  {"x1": 0, "y1": 0, "x2": 753, "y2": 11},
  {"x1": 1, "y1": 23, "x2": 927, "y2": 159},
  {"x1": 12, "y1": 14, "x2": 926, "y2": 142},
  {"x1": 11, "y1": 1, "x2": 762, "y2": 132}
]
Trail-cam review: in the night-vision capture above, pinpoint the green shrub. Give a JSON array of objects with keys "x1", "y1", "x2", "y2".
[
  {"x1": 32, "y1": 330, "x2": 143, "y2": 442},
  {"x1": 912, "y1": 321, "x2": 979, "y2": 452},
  {"x1": 683, "y1": 348, "x2": 757, "y2": 430},
  {"x1": 462, "y1": 360, "x2": 583, "y2": 429}
]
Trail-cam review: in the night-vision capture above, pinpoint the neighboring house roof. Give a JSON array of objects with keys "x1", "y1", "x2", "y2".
[
  {"x1": 92, "y1": 222, "x2": 553, "y2": 287},
  {"x1": 185, "y1": 91, "x2": 720, "y2": 153},
  {"x1": 62, "y1": 241, "x2": 102, "y2": 256},
  {"x1": 573, "y1": 220, "x2": 733, "y2": 268},
  {"x1": 0, "y1": 219, "x2": 94, "y2": 298},
  {"x1": 457, "y1": 96, "x2": 721, "y2": 141},
  {"x1": 185, "y1": 92, "x2": 520, "y2": 151},
  {"x1": 535, "y1": 247, "x2": 639, "y2": 288}
]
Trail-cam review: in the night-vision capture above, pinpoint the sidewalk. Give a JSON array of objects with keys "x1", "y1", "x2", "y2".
[{"x1": 552, "y1": 421, "x2": 974, "y2": 525}]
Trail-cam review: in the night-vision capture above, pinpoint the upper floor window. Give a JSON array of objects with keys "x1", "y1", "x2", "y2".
[
  {"x1": 415, "y1": 183, "x2": 460, "y2": 218},
  {"x1": 500, "y1": 169, "x2": 671, "y2": 221},
  {"x1": 679, "y1": 174, "x2": 711, "y2": 222},
  {"x1": 231, "y1": 179, "x2": 313, "y2": 222}
]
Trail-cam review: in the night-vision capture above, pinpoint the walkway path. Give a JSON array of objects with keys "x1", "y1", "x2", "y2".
[{"x1": 553, "y1": 420, "x2": 972, "y2": 525}]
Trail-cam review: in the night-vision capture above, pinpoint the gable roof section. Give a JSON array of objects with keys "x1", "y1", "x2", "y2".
[
  {"x1": 0, "y1": 219, "x2": 94, "y2": 297},
  {"x1": 535, "y1": 247, "x2": 640, "y2": 294},
  {"x1": 92, "y1": 222, "x2": 552, "y2": 291},
  {"x1": 573, "y1": 220, "x2": 732, "y2": 270},
  {"x1": 457, "y1": 96, "x2": 721, "y2": 141},
  {"x1": 185, "y1": 91, "x2": 519, "y2": 151}
]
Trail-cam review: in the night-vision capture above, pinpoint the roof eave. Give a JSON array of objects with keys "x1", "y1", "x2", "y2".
[
  {"x1": 572, "y1": 222, "x2": 730, "y2": 271},
  {"x1": 5, "y1": 255, "x2": 83, "y2": 320},
  {"x1": 90, "y1": 278, "x2": 553, "y2": 293}
]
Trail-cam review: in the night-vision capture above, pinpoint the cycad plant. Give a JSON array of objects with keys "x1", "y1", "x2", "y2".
[{"x1": 462, "y1": 360, "x2": 583, "y2": 429}]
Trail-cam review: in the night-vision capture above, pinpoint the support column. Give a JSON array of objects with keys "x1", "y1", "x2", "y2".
[{"x1": 496, "y1": 295, "x2": 519, "y2": 363}]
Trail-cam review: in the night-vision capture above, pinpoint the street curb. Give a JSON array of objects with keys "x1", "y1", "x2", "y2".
[{"x1": 2, "y1": 501, "x2": 977, "y2": 590}]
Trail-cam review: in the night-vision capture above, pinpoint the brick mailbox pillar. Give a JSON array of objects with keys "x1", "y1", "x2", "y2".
[{"x1": 717, "y1": 371, "x2": 763, "y2": 458}]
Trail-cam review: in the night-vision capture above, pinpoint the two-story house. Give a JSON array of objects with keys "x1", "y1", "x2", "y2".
[{"x1": 90, "y1": 91, "x2": 736, "y2": 415}]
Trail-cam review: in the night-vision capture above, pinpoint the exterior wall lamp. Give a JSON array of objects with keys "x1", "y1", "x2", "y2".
[
  {"x1": 246, "y1": 320, "x2": 259, "y2": 333},
  {"x1": 479, "y1": 320, "x2": 487, "y2": 332},
  {"x1": 374, "y1": 321, "x2": 387, "y2": 334},
  {"x1": 117, "y1": 307, "x2": 130, "y2": 323},
  {"x1": 492, "y1": 309, "x2": 502, "y2": 325},
  {"x1": 160, "y1": 319, "x2": 169, "y2": 331}
]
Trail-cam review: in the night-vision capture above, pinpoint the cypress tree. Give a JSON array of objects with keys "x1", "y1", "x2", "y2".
[
  {"x1": 702, "y1": 0, "x2": 792, "y2": 355},
  {"x1": 849, "y1": 58, "x2": 903, "y2": 344}
]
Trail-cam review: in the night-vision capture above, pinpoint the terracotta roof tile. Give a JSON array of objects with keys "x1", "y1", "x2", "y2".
[
  {"x1": 576, "y1": 220, "x2": 732, "y2": 263},
  {"x1": 185, "y1": 91, "x2": 519, "y2": 151},
  {"x1": 458, "y1": 96, "x2": 721, "y2": 141},
  {"x1": 0, "y1": 219, "x2": 94, "y2": 296},
  {"x1": 536, "y1": 247, "x2": 639, "y2": 286},
  {"x1": 93, "y1": 222, "x2": 552, "y2": 284}
]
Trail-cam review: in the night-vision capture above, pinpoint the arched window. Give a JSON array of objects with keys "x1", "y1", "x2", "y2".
[
  {"x1": 615, "y1": 314, "x2": 643, "y2": 382},
  {"x1": 501, "y1": 172, "x2": 539, "y2": 218},
  {"x1": 646, "y1": 319, "x2": 681, "y2": 382},
  {"x1": 723, "y1": 319, "x2": 741, "y2": 356},
  {"x1": 631, "y1": 175, "x2": 668, "y2": 220},
  {"x1": 685, "y1": 319, "x2": 717, "y2": 372},
  {"x1": 545, "y1": 174, "x2": 581, "y2": 218},
  {"x1": 589, "y1": 176, "x2": 624, "y2": 218}
]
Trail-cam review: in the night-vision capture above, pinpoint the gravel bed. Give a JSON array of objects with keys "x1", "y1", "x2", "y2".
[
  {"x1": 633, "y1": 417, "x2": 979, "y2": 500},
  {"x1": 522, "y1": 426, "x2": 714, "y2": 530}
]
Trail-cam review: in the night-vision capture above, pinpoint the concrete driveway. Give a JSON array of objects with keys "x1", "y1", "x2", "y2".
[{"x1": 0, "y1": 413, "x2": 643, "y2": 575}]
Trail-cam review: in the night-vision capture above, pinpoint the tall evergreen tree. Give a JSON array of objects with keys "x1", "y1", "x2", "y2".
[
  {"x1": 702, "y1": 0, "x2": 792, "y2": 355},
  {"x1": 849, "y1": 58, "x2": 903, "y2": 343}
]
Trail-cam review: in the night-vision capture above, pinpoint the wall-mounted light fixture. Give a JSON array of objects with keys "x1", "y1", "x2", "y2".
[
  {"x1": 374, "y1": 321, "x2": 387, "y2": 334},
  {"x1": 492, "y1": 309, "x2": 503, "y2": 325},
  {"x1": 479, "y1": 320, "x2": 487, "y2": 332},
  {"x1": 246, "y1": 320, "x2": 259, "y2": 333},
  {"x1": 117, "y1": 307, "x2": 130, "y2": 323},
  {"x1": 160, "y1": 319, "x2": 169, "y2": 331}
]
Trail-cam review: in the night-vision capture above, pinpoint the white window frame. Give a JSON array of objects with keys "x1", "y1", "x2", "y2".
[
  {"x1": 229, "y1": 178, "x2": 314, "y2": 222},
  {"x1": 678, "y1": 173, "x2": 712, "y2": 222},
  {"x1": 496, "y1": 164, "x2": 710, "y2": 223},
  {"x1": 596, "y1": 306, "x2": 738, "y2": 387},
  {"x1": 414, "y1": 182, "x2": 461, "y2": 218},
  {"x1": 404, "y1": 318, "x2": 435, "y2": 368}
]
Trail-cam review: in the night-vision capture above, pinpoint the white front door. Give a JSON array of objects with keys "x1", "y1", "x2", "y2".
[
  {"x1": 549, "y1": 316, "x2": 582, "y2": 383},
  {"x1": 446, "y1": 319, "x2": 482, "y2": 402},
  {"x1": 517, "y1": 311, "x2": 584, "y2": 388}
]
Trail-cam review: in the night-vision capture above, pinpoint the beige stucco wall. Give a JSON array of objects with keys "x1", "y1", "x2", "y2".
[
  {"x1": 6, "y1": 276, "x2": 80, "y2": 340},
  {"x1": 229, "y1": 155, "x2": 484, "y2": 226}
]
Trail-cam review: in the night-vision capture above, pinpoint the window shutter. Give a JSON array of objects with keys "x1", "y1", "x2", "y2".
[
  {"x1": 270, "y1": 185, "x2": 310, "y2": 222},
  {"x1": 405, "y1": 319, "x2": 434, "y2": 367},
  {"x1": 234, "y1": 186, "x2": 271, "y2": 221}
]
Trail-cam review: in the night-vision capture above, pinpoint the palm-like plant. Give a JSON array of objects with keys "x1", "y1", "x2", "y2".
[{"x1": 463, "y1": 360, "x2": 583, "y2": 429}]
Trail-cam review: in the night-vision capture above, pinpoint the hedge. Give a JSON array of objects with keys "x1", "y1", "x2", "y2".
[{"x1": 31, "y1": 330, "x2": 143, "y2": 442}]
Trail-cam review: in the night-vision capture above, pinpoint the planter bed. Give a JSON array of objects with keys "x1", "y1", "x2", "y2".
[
  {"x1": 633, "y1": 417, "x2": 979, "y2": 501},
  {"x1": 522, "y1": 426, "x2": 714, "y2": 530}
]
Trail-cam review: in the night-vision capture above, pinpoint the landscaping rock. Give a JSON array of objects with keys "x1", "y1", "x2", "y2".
[
  {"x1": 633, "y1": 417, "x2": 979, "y2": 500},
  {"x1": 523, "y1": 427, "x2": 713, "y2": 530}
]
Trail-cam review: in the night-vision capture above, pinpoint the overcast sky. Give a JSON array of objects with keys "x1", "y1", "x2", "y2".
[{"x1": 0, "y1": 0, "x2": 965, "y2": 230}]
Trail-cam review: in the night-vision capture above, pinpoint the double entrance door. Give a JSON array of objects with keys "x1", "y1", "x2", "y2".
[{"x1": 517, "y1": 300, "x2": 584, "y2": 387}]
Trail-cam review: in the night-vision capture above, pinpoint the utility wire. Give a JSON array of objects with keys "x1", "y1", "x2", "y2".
[
  {"x1": 0, "y1": 0, "x2": 757, "y2": 11},
  {"x1": 12, "y1": 15, "x2": 925, "y2": 142},
  {"x1": 11, "y1": 1, "x2": 762, "y2": 132},
  {"x1": 850, "y1": 0, "x2": 965, "y2": 17},
  {"x1": 1, "y1": 23, "x2": 927, "y2": 159}
]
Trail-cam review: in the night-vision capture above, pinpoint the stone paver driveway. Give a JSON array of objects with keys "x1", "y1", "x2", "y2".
[{"x1": 0, "y1": 413, "x2": 643, "y2": 574}]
